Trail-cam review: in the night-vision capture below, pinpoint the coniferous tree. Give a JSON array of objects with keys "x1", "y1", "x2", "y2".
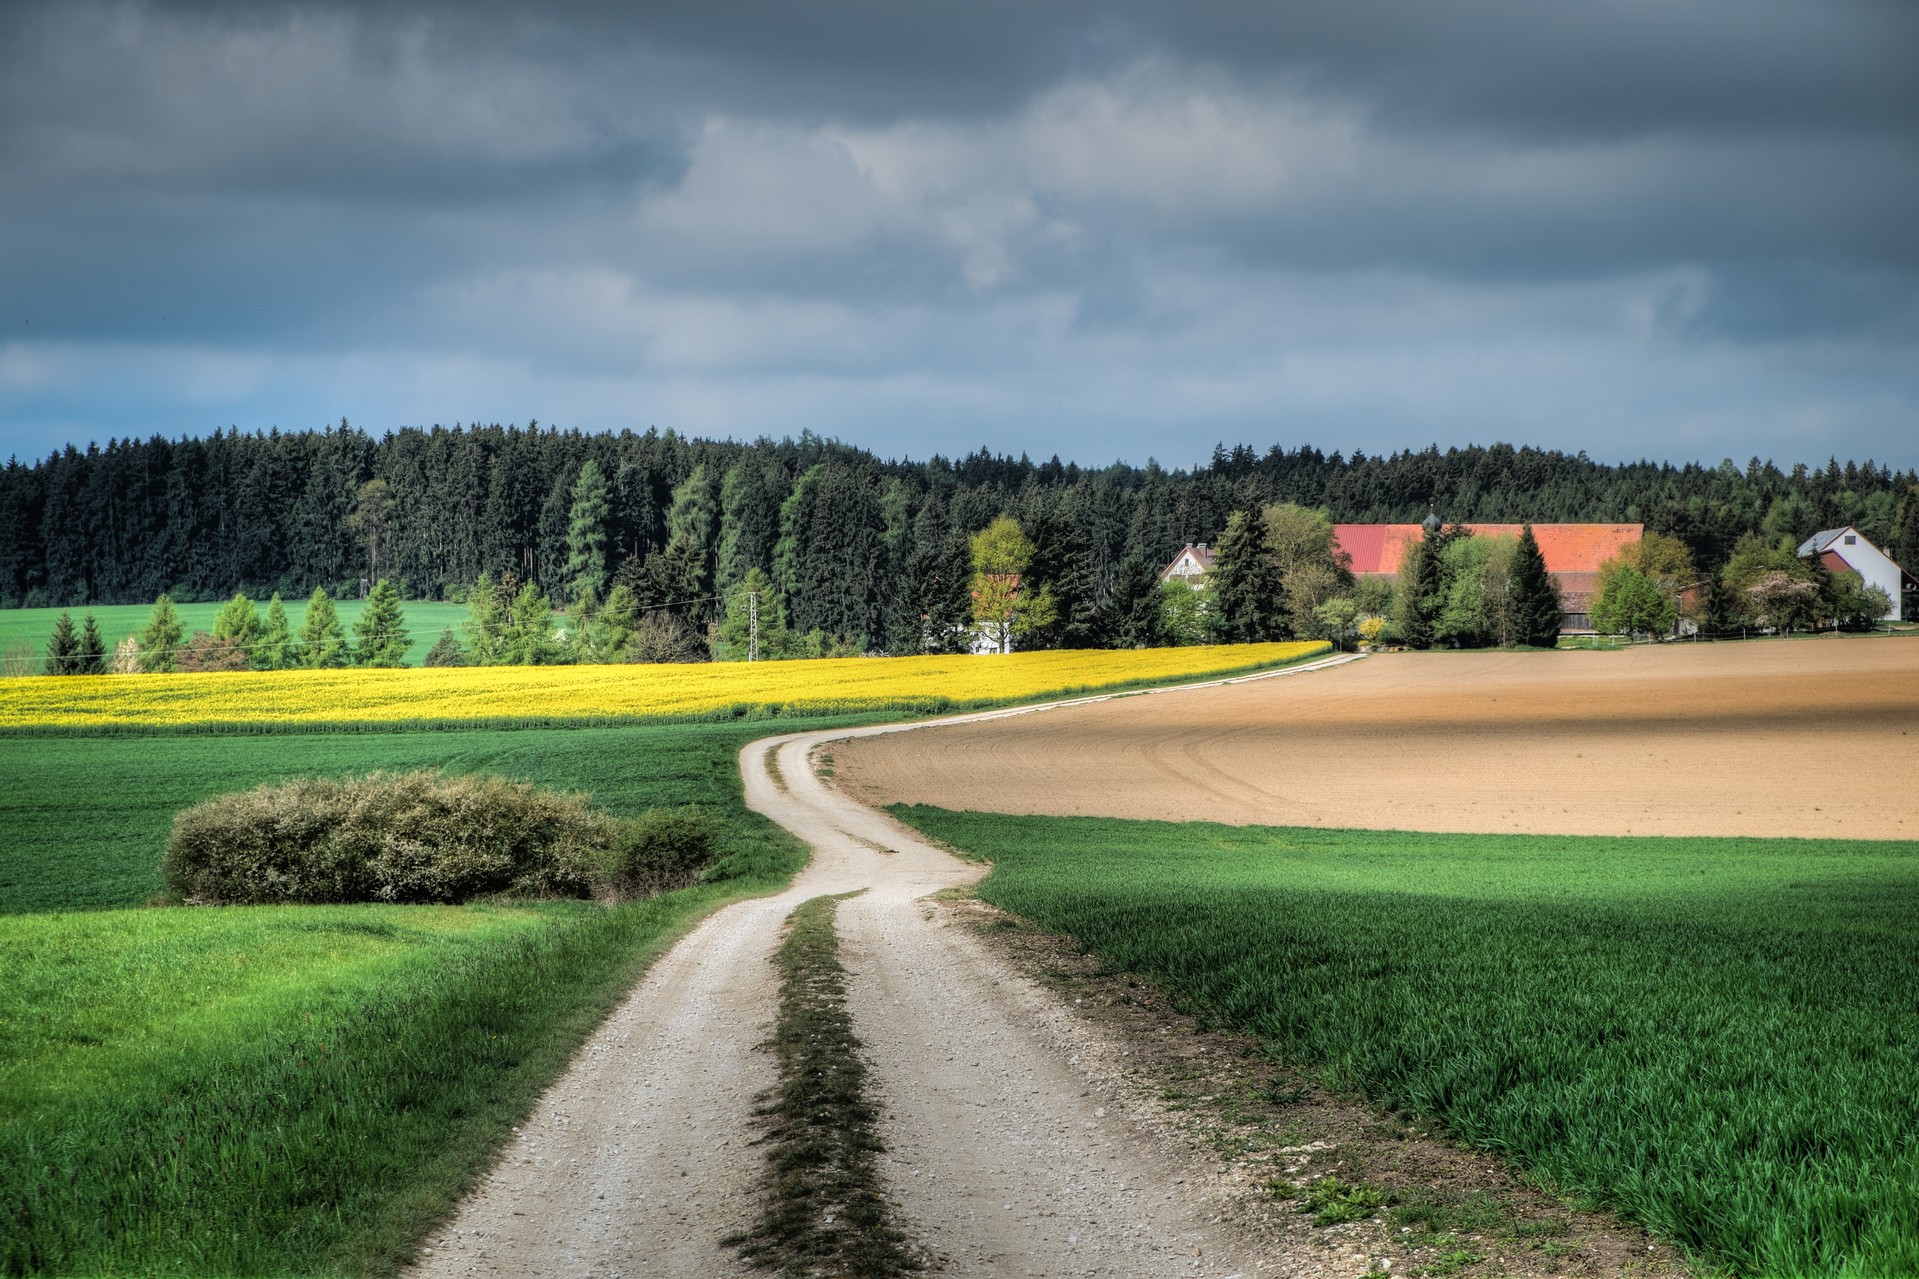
[
  {"x1": 501, "y1": 581, "x2": 557, "y2": 665},
  {"x1": 298, "y1": 587, "x2": 350, "y2": 668},
  {"x1": 77, "y1": 613, "x2": 107, "y2": 675},
  {"x1": 137, "y1": 594, "x2": 185, "y2": 672},
  {"x1": 1207, "y1": 509, "x2": 1286, "y2": 642},
  {"x1": 44, "y1": 611, "x2": 82, "y2": 675},
  {"x1": 666, "y1": 463, "x2": 717, "y2": 595},
  {"x1": 564, "y1": 459, "x2": 611, "y2": 603},
  {"x1": 352, "y1": 579, "x2": 410, "y2": 666},
  {"x1": 1110, "y1": 551, "x2": 1167, "y2": 648},
  {"x1": 211, "y1": 592, "x2": 264, "y2": 666},
  {"x1": 423, "y1": 628, "x2": 466, "y2": 667},
  {"x1": 1395, "y1": 537, "x2": 1442, "y2": 649},
  {"x1": 717, "y1": 460, "x2": 779, "y2": 593},
  {"x1": 560, "y1": 586, "x2": 597, "y2": 662},
  {"x1": 1509, "y1": 525, "x2": 1564, "y2": 647},
  {"x1": 716, "y1": 567, "x2": 794, "y2": 660},
  {"x1": 256, "y1": 595, "x2": 293, "y2": 670},
  {"x1": 591, "y1": 582, "x2": 641, "y2": 663},
  {"x1": 463, "y1": 572, "x2": 511, "y2": 665}
]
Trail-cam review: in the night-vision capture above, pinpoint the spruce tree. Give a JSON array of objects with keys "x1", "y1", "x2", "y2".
[
  {"x1": 77, "y1": 613, "x2": 107, "y2": 675},
  {"x1": 666, "y1": 464, "x2": 717, "y2": 595},
  {"x1": 137, "y1": 594, "x2": 185, "y2": 672},
  {"x1": 352, "y1": 578, "x2": 410, "y2": 666},
  {"x1": 1207, "y1": 509, "x2": 1285, "y2": 642},
  {"x1": 298, "y1": 587, "x2": 350, "y2": 668},
  {"x1": 463, "y1": 573, "x2": 510, "y2": 665},
  {"x1": 1509, "y1": 525, "x2": 1563, "y2": 647},
  {"x1": 1110, "y1": 551, "x2": 1167, "y2": 648},
  {"x1": 564, "y1": 459, "x2": 611, "y2": 603},
  {"x1": 44, "y1": 612, "x2": 81, "y2": 675},
  {"x1": 1394, "y1": 539, "x2": 1440, "y2": 649},
  {"x1": 256, "y1": 595, "x2": 293, "y2": 670},
  {"x1": 592, "y1": 582, "x2": 641, "y2": 663},
  {"x1": 211, "y1": 592, "x2": 264, "y2": 666},
  {"x1": 502, "y1": 581, "x2": 557, "y2": 665},
  {"x1": 423, "y1": 628, "x2": 466, "y2": 667}
]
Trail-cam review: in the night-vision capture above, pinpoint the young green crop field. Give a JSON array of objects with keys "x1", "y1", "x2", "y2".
[
  {"x1": 0, "y1": 722, "x2": 796, "y2": 913},
  {"x1": 895, "y1": 808, "x2": 1919, "y2": 1278},
  {"x1": 0, "y1": 599, "x2": 469, "y2": 668},
  {"x1": 0, "y1": 718, "x2": 834, "y2": 1277}
]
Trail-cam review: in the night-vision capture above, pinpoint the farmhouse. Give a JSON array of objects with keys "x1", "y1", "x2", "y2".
[
  {"x1": 1796, "y1": 527, "x2": 1915, "y2": 621},
  {"x1": 1333, "y1": 517, "x2": 1644, "y2": 632},
  {"x1": 1159, "y1": 542, "x2": 1213, "y2": 588}
]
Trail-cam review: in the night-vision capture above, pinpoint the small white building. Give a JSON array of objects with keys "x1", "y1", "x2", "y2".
[
  {"x1": 1159, "y1": 542, "x2": 1214, "y2": 588},
  {"x1": 1797, "y1": 526, "x2": 1915, "y2": 621}
]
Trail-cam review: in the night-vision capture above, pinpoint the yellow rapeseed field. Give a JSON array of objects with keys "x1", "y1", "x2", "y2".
[{"x1": 0, "y1": 642, "x2": 1328, "y2": 730}]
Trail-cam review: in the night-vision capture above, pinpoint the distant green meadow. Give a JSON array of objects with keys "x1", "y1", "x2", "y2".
[
  {"x1": 895, "y1": 808, "x2": 1919, "y2": 1279},
  {"x1": 0, "y1": 599, "x2": 469, "y2": 668},
  {"x1": 0, "y1": 720, "x2": 831, "y2": 1276}
]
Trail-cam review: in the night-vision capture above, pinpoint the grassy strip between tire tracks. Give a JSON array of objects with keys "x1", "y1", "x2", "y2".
[
  {"x1": 893, "y1": 808, "x2": 1919, "y2": 1279},
  {"x1": 730, "y1": 893, "x2": 922, "y2": 1278}
]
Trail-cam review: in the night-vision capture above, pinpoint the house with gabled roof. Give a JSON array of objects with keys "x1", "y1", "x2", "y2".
[
  {"x1": 1159, "y1": 542, "x2": 1214, "y2": 588},
  {"x1": 1332, "y1": 518, "x2": 1644, "y2": 632},
  {"x1": 1797, "y1": 527, "x2": 1914, "y2": 621}
]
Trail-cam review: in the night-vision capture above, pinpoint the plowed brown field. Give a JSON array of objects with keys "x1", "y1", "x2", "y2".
[{"x1": 836, "y1": 637, "x2": 1919, "y2": 839}]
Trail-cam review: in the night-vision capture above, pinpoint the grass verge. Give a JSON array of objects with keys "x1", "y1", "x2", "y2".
[
  {"x1": 893, "y1": 807, "x2": 1919, "y2": 1278},
  {"x1": 0, "y1": 715, "x2": 823, "y2": 1275},
  {"x1": 730, "y1": 893, "x2": 922, "y2": 1278},
  {"x1": 2, "y1": 878, "x2": 799, "y2": 1276}
]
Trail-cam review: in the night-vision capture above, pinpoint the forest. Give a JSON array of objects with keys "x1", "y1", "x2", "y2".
[{"x1": 3, "y1": 423, "x2": 1916, "y2": 655}]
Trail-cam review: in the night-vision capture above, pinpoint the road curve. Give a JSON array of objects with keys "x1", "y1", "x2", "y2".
[{"x1": 413, "y1": 656, "x2": 1356, "y2": 1278}]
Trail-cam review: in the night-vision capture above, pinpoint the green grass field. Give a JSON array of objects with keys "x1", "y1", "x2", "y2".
[
  {"x1": 0, "y1": 718, "x2": 836, "y2": 1276},
  {"x1": 894, "y1": 809, "x2": 1919, "y2": 1278},
  {"x1": 0, "y1": 599, "x2": 469, "y2": 669},
  {"x1": 0, "y1": 721, "x2": 799, "y2": 913}
]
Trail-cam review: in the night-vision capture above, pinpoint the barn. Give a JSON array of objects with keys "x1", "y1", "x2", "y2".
[
  {"x1": 1796, "y1": 527, "x2": 1915, "y2": 621},
  {"x1": 1332, "y1": 517, "x2": 1644, "y2": 632}
]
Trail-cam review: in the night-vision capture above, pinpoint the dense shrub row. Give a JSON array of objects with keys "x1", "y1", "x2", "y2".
[{"x1": 162, "y1": 770, "x2": 720, "y2": 905}]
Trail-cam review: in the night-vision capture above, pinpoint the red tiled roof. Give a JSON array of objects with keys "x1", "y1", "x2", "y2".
[{"x1": 1333, "y1": 524, "x2": 1644, "y2": 577}]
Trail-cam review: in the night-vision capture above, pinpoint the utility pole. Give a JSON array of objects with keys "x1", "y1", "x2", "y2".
[{"x1": 748, "y1": 590, "x2": 759, "y2": 663}]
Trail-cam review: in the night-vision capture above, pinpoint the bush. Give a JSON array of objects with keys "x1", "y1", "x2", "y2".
[
  {"x1": 162, "y1": 772, "x2": 730, "y2": 906},
  {"x1": 593, "y1": 805, "x2": 723, "y2": 900},
  {"x1": 163, "y1": 771, "x2": 616, "y2": 905}
]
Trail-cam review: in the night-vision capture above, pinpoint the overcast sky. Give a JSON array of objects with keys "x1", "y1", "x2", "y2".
[{"x1": 3, "y1": 0, "x2": 1915, "y2": 470}]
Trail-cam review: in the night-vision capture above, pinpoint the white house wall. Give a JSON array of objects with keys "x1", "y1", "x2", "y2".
[{"x1": 1829, "y1": 536, "x2": 1905, "y2": 621}]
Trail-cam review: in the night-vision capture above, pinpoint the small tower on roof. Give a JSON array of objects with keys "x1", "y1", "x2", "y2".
[{"x1": 1421, "y1": 508, "x2": 1442, "y2": 536}]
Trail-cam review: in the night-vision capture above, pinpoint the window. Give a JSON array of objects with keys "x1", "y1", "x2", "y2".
[{"x1": 1844, "y1": 535, "x2": 1857, "y2": 545}]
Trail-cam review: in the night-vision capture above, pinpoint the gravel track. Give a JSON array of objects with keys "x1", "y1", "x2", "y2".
[{"x1": 414, "y1": 660, "x2": 1352, "y2": 1278}]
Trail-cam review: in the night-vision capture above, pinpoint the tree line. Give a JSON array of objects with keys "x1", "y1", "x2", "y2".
[{"x1": 5, "y1": 424, "x2": 1916, "y2": 651}]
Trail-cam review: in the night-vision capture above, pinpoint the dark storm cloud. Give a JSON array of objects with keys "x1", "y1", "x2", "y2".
[{"x1": 0, "y1": 0, "x2": 1914, "y2": 466}]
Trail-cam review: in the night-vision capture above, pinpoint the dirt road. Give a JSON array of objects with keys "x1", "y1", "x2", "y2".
[
  {"x1": 836, "y1": 639, "x2": 1919, "y2": 839},
  {"x1": 414, "y1": 660, "x2": 1357, "y2": 1279}
]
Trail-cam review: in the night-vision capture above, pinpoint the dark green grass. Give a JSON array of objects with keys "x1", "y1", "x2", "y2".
[
  {"x1": 893, "y1": 809, "x2": 1919, "y2": 1278},
  {"x1": 0, "y1": 600, "x2": 468, "y2": 668},
  {"x1": 730, "y1": 894, "x2": 922, "y2": 1278},
  {"x1": 0, "y1": 720, "x2": 830, "y2": 913},
  {"x1": 0, "y1": 717, "x2": 838, "y2": 1275}
]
